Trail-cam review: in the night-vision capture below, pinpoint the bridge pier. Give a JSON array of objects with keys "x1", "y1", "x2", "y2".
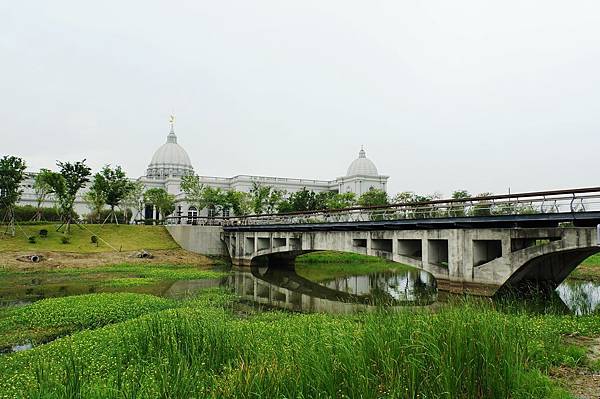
[{"x1": 224, "y1": 227, "x2": 599, "y2": 296}]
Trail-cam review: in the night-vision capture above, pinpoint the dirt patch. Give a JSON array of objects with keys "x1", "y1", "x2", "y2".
[
  {"x1": 0, "y1": 249, "x2": 219, "y2": 270},
  {"x1": 553, "y1": 336, "x2": 600, "y2": 398},
  {"x1": 551, "y1": 366, "x2": 600, "y2": 399}
]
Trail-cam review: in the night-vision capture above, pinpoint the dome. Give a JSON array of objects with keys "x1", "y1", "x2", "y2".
[
  {"x1": 346, "y1": 147, "x2": 378, "y2": 176},
  {"x1": 146, "y1": 127, "x2": 194, "y2": 179}
]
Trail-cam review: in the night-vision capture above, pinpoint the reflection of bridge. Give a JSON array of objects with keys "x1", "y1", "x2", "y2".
[
  {"x1": 219, "y1": 188, "x2": 600, "y2": 296},
  {"x1": 229, "y1": 268, "x2": 433, "y2": 313}
]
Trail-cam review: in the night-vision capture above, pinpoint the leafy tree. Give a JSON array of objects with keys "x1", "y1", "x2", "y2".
[
  {"x1": 83, "y1": 187, "x2": 106, "y2": 223},
  {"x1": 325, "y1": 192, "x2": 357, "y2": 210},
  {"x1": 181, "y1": 175, "x2": 229, "y2": 217},
  {"x1": 31, "y1": 169, "x2": 55, "y2": 221},
  {"x1": 448, "y1": 190, "x2": 471, "y2": 217},
  {"x1": 250, "y1": 182, "x2": 285, "y2": 214},
  {"x1": 0, "y1": 155, "x2": 28, "y2": 236},
  {"x1": 358, "y1": 189, "x2": 389, "y2": 207},
  {"x1": 278, "y1": 188, "x2": 318, "y2": 213},
  {"x1": 91, "y1": 165, "x2": 133, "y2": 224},
  {"x1": 181, "y1": 175, "x2": 205, "y2": 210},
  {"x1": 200, "y1": 186, "x2": 229, "y2": 217},
  {"x1": 47, "y1": 160, "x2": 92, "y2": 233},
  {"x1": 122, "y1": 181, "x2": 145, "y2": 223},
  {"x1": 225, "y1": 190, "x2": 252, "y2": 216},
  {"x1": 143, "y1": 188, "x2": 175, "y2": 221}
]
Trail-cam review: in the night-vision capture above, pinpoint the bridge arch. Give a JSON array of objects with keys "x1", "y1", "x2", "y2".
[{"x1": 497, "y1": 246, "x2": 600, "y2": 294}]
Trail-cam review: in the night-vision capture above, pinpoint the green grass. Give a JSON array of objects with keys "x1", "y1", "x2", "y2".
[
  {"x1": 2, "y1": 290, "x2": 599, "y2": 398},
  {"x1": 296, "y1": 251, "x2": 415, "y2": 281},
  {"x1": 0, "y1": 224, "x2": 179, "y2": 252},
  {"x1": 582, "y1": 253, "x2": 600, "y2": 266},
  {"x1": 297, "y1": 251, "x2": 389, "y2": 263},
  {"x1": 0, "y1": 293, "x2": 177, "y2": 350}
]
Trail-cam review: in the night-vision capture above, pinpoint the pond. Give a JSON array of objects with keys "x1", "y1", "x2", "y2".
[{"x1": 2, "y1": 262, "x2": 599, "y2": 315}]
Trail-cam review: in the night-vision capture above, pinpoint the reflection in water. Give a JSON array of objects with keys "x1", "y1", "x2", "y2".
[
  {"x1": 228, "y1": 266, "x2": 437, "y2": 314},
  {"x1": 556, "y1": 280, "x2": 600, "y2": 315}
]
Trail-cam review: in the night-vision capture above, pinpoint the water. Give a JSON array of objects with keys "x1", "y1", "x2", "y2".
[
  {"x1": 229, "y1": 267, "x2": 437, "y2": 313},
  {"x1": 1, "y1": 265, "x2": 598, "y2": 315},
  {"x1": 556, "y1": 279, "x2": 600, "y2": 315}
]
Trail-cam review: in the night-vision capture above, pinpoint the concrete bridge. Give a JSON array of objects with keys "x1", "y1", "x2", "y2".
[
  {"x1": 169, "y1": 188, "x2": 600, "y2": 296},
  {"x1": 223, "y1": 222, "x2": 600, "y2": 296}
]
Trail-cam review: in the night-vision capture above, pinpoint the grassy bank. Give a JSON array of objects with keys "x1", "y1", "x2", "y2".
[
  {"x1": 1, "y1": 290, "x2": 599, "y2": 398},
  {"x1": 297, "y1": 251, "x2": 419, "y2": 281},
  {"x1": 0, "y1": 224, "x2": 179, "y2": 253},
  {"x1": 570, "y1": 254, "x2": 600, "y2": 282}
]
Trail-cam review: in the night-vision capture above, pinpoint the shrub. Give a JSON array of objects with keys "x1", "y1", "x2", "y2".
[
  {"x1": 27, "y1": 236, "x2": 36, "y2": 244},
  {"x1": 39, "y1": 229, "x2": 48, "y2": 238},
  {"x1": 86, "y1": 210, "x2": 126, "y2": 224},
  {"x1": 13, "y1": 205, "x2": 79, "y2": 222},
  {"x1": 60, "y1": 235, "x2": 71, "y2": 244}
]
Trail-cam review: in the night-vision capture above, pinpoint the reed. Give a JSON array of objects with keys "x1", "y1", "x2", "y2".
[{"x1": 0, "y1": 291, "x2": 583, "y2": 398}]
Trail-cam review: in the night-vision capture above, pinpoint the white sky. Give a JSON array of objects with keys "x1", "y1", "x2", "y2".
[{"x1": 1, "y1": 1, "x2": 599, "y2": 197}]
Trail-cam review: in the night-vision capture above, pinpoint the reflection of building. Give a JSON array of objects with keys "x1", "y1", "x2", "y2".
[{"x1": 17, "y1": 122, "x2": 389, "y2": 219}]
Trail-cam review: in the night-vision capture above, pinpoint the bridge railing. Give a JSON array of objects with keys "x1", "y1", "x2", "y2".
[{"x1": 165, "y1": 187, "x2": 600, "y2": 226}]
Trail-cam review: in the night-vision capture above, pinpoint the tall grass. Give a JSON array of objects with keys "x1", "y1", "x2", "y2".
[{"x1": 0, "y1": 293, "x2": 575, "y2": 399}]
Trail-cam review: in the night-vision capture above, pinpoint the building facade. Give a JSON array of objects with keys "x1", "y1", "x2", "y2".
[{"x1": 18, "y1": 123, "x2": 389, "y2": 220}]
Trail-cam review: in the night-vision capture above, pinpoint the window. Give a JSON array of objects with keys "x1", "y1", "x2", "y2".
[{"x1": 187, "y1": 206, "x2": 198, "y2": 224}]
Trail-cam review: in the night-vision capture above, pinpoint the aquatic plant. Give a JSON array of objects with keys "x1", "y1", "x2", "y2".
[{"x1": 0, "y1": 290, "x2": 591, "y2": 398}]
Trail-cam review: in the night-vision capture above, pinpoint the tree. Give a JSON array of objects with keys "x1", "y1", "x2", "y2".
[
  {"x1": 91, "y1": 165, "x2": 133, "y2": 224},
  {"x1": 358, "y1": 189, "x2": 389, "y2": 207},
  {"x1": 122, "y1": 181, "x2": 145, "y2": 223},
  {"x1": 0, "y1": 156, "x2": 28, "y2": 236},
  {"x1": 31, "y1": 169, "x2": 55, "y2": 221},
  {"x1": 47, "y1": 160, "x2": 92, "y2": 233},
  {"x1": 225, "y1": 190, "x2": 252, "y2": 216},
  {"x1": 199, "y1": 186, "x2": 229, "y2": 217},
  {"x1": 181, "y1": 175, "x2": 205, "y2": 210},
  {"x1": 448, "y1": 190, "x2": 471, "y2": 217},
  {"x1": 83, "y1": 186, "x2": 106, "y2": 223},
  {"x1": 250, "y1": 182, "x2": 285, "y2": 214},
  {"x1": 143, "y1": 188, "x2": 175, "y2": 222},
  {"x1": 324, "y1": 192, "x2": 356, "y2": 210}
]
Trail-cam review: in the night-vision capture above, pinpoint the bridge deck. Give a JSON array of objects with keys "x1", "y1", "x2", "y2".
[{"x1": 223, "y1": 211, "x2": 600, "y2": 232}]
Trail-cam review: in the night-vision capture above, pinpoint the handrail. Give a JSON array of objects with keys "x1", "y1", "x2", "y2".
[
  {"x1": 164, "y1": 187, "x2": 600, "y2": 226},
  {"x1": 235, "y1": 186, "x2": 600, "y2": 220}
]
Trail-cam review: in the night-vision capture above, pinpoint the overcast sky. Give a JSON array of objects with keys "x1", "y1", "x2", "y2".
[{"x1": 1, "y1": 1, "x2": 599, "y2": 197}]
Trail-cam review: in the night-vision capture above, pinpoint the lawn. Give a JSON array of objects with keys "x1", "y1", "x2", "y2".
[{"x1": 0, "y1": 224, "x2": 179, "y2": 253}]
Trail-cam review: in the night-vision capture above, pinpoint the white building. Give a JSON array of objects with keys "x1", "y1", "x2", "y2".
[{"x1": 18, "y1": 123, "x2": 389, "y2": 220}]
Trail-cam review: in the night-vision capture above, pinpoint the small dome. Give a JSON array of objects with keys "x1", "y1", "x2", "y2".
[
  {"x1": 346, "y1": 147, "x2": 378, "y2": 176},
  {"x1": 146, "y1": 127, "x2": 194, "y2": 179}
]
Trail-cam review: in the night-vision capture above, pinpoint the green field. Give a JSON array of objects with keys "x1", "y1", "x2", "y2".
[
  {"x1": 296, "y1": 251, "x2": 415, "y2": 281},
  {"x1": 0, "y1": 224, "x2": 179, "y2": 253},
  {"x1": 0, "y1": 289, "x2": 598, "y2": 398}
]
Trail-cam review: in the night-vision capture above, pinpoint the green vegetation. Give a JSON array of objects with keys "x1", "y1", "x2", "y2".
[
  {"x1": 297, "y1": 251, "x2": 392, "y2": 264},
  {"x1": 0, "y1": 293, "x2": 177, "y2": 351},
  {"x1": 296, "y1": 251, "x2": 414, "y2": 281},
  {"x1": 0, "y1": 224, "x2": 179, "y2": 252},
  {"x1": 0, "y1": 263, "x2": 226, "y2": 307},
  {"x1": 569, "y1": 253, "x2": 600, "y2": 282},
  {"x1": 1, "y1": 290, "x2": 599, "y2": 398}
]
